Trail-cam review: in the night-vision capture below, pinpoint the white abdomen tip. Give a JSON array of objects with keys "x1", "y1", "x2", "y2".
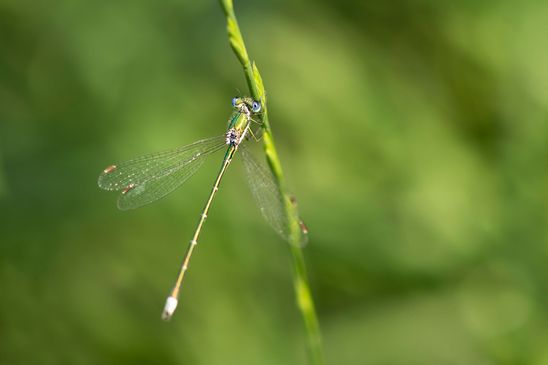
[{"x1": 162, "y1": 296, "x2": 178, "y2": 321}]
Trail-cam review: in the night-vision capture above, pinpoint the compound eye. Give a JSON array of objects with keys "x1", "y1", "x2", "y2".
[
  {"x1": 232, "y1": 97, "x2": 238, "y2": 107},
  {"x1": 251, "y1": 101, "x2": 261, "y2": 113}
]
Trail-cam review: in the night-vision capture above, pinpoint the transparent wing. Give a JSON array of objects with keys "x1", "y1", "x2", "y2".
[
  {"x1": 241, "y1": 146, "x2": 308, "y2": 246},
  {"x1": 98, "y1": 135, "x2": 226, "y2": 210},
  {"x1": 116, "y1": 155, "x2": 206, "y2": 210}
]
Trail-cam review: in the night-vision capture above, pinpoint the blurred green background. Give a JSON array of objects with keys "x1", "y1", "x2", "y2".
[{"x1": 1, "y1": 0, "x2": 548, "y2": 364}]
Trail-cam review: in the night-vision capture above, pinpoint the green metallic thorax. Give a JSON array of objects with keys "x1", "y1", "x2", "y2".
[{"x1": 227, "y1": 111, "x2": 249, "y2": 132}]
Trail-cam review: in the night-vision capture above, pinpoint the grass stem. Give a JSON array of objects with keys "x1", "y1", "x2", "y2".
[{"x1": 219, "y1": 1, "x2": 325, "y2": 364}]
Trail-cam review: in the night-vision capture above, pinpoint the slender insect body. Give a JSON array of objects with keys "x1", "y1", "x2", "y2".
[{"x1": 98, "y1": 97, "x2": 307, "y2": 321}]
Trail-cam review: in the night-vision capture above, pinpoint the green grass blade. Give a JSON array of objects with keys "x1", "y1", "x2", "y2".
[{"x1": 219, "y1": 2, "x2": 325, "y2": 364}]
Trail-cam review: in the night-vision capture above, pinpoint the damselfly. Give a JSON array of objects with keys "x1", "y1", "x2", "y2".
[{"x1": 98, "y1": 97, "x2": 308, "y2": 320}]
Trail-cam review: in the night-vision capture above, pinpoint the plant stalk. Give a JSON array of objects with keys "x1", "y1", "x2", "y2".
[{"x1": 219, "y1": 1, "x2": 325, "y2": 364}]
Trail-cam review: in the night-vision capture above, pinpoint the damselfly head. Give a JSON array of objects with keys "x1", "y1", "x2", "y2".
[{"x1": 231, "y1": 97, "x2": 261, "y2": 114}]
